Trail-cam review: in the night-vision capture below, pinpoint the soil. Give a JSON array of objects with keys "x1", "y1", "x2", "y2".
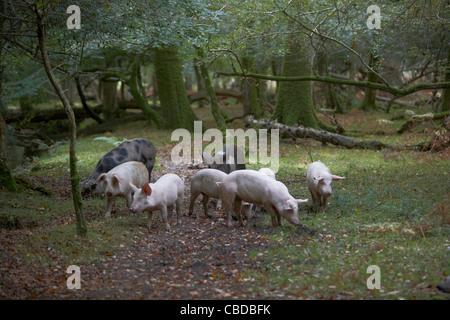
[{"x1": 0, "y1": 147, "x2": 302, "y2": 300}]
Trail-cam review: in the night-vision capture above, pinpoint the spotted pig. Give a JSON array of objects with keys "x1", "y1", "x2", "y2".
[{"x1": 83, "y1": 138, "x2": 156, "y2": 194}]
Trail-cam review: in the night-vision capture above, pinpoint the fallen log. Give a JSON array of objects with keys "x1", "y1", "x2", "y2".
[
  {"x1": 397, "y1": 111, "x2": 449, "y2": 134},
  {"x1": 188, "y1": 89, "x2": 243, "y2": 103},
  {"x1": 244, "y1": 116, "x2": 388, "y2": 150}
]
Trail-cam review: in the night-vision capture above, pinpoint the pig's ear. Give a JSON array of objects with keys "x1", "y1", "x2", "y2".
[
  {"x1": 142, "y1": 183, "x2": 152, "y2": 196},
  {"x1": 96, "y1": 173, "x2": 106, "y2": 184},
  {"x1": 283, "y1": 200, "x2": 296, "y2": 211},
  {"x1": 129, "y1": 183, "x2": 139, "y2": 192},
  {"x1": 313, "y1": 176, "x2": 324, "y2": 181},
  {"x1": 331, "y1": 175, "x2": 345, "y2": 181},
  {"x1": 113, "y1": 174, "x2": 123, "y2": 184}
]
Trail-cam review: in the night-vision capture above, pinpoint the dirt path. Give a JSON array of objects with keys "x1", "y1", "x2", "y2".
[{"x1": 0, "y1": 148, "x2": 282, "y2": 299}]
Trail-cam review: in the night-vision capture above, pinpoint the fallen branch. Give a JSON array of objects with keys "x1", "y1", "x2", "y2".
[
  {"x1": 244, "y1": 116, "x2": 388, "y2": 150},
  {"x1": 397, "y1": 111, "x2": 449, "y2": 134}
]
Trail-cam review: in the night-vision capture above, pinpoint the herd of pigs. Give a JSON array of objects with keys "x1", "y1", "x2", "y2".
[{"x1": 82, "y1": 138, "x2": 345, "y2": 234}]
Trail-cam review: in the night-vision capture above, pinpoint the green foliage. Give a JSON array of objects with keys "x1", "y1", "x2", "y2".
[{"x1": 93, "y1": 136, "x2": 128, "y2": 147}]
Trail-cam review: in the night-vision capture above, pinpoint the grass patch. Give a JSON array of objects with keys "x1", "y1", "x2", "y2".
[{"x1": 1, "y1": 108, "x2": 449, "y2": 299}]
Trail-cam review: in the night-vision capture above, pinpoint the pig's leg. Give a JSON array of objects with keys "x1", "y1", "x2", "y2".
[
  {"x1": 147, "y1": 211, "x2": 153, "y2": 230},
  {"x1": 275, "y1": 208, "x2": 283, "y2": 227},
  {"x1": 219, "y1": 188, "x2": 235, "y2": 228},
  {"x1": 175, "y1": 197, "x2": 183, "y2": 225},
  {"x1": 216, "y1": 199, "x2": 222, "y2": 209},
  {"x1": 234, "y1": 198, "x2": 244, "y2": 227},
  {"x1": 105, "y1": 196, "x2": 115, "y2": 218},
  {"x1": 167, "y1": 205, "x2": 174, "y2": 222},
  {"x1": 320, "y1": 196, "x2": 328, "y2": 212},
  {"x1": 309, "y1": 189, "x2": 319, "y2": 206},
  {"x1": 160, "y1": 206, "x2": 171, "y2": 231},
  {"x1": 188, "y1": 189, "x2": 200, "y2": 216},
  {"x1": 264, "y1": 204, "x2": 279, "y2": 227},
  {"x1": 125, "y1": 192, "x2": 132, "y2": 208},
  {"x1": 201, "y1": 195, "x2": 211, "y2": 218}
]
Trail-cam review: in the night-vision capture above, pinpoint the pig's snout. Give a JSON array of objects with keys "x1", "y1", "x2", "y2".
[
  {"x1": 106, "y1": 192, "x2": 113, "y2": 197},
  {"x1": 323, "y1": 191, "x2": 332, "y2": 197},
  {"x1": 129, "y1": 206, "x2": 137, "y2": 213}
]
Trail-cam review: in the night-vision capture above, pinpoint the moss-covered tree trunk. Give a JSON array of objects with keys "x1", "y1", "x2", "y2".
[
  {"x1": 195, "y1": 47, "x2": 226, "y2": 133},
  {"x1": 274, "y1": 33, "x2": 335, "y2": 131},
  {"x1": 242, "y1": 56, "x2": 263, "y2": 118},
  {"x1": 154, "y1": 46, "x2": 198, "y2": 131},
  {"x1": 318, "y1": 51, "x2": 343, "y2": 113},
  {"x1": 127, "y1": 60, "x2": 162, "y2": 128},
  {"x1": 361, "y1": 52, "x2": 379, "y2": 111},
  {"x1": 440, "y1": 50, "x2": 450, "y2": 112},
  {"x1": 0, "y1": 113, "x2": 17, "y2": 191},
  {"x1": 35, "y1": 5, "x2": 87, "y2": 237},
  {"x1": 0, "y1": 0, "x2": 16, "y2": 192}
]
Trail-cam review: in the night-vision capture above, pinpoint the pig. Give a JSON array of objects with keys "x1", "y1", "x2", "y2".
[
  {"x1": 188, "y1": 169, "x2": 227, "y2": 218},
  {"x1": 130, "y1": 174, "x2": 184, "y2": 231},
  {"x1": 258, "y1": 167, "x2": 276, "y2": 180},
  {"x1": 218, "y1": 170, "x2": 308, "y2": 228},
  {"x1": 306, "y1": 161, "x2": 345, "y2": 212},
  {"x1": 83, "y1": 138, "x2": 156, "y2": 195},
  {"x1": 96, "y1": 161, "x2": 149, "y2": 218},
  {"x1": 241, "y1": 167, "x2": 277, "y2": 219},
  {"x1": 202, "y1": 144, "x2": 246, "y2": 174},
  {"x1": 202, "y1": 144, "x2": 246, "y2": 209}
]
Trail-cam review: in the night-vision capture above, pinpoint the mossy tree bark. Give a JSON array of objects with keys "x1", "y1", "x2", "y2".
[
  {"x1": 274, "y1": 33, "x2": 336, "y2": 132},
  {"x1": 242, "y1": 55, "x2": 263, "y2": 118},
  {"x1": 195, "y1": 47, "x2": 226, "y2": 134},
  {"x1": 0, "y1": 0, "x2": 16, "y2": 192},
  {"x1": 318, "y1": 51, "x2": 343, "y2": 113},
  {"x1": 361, "y1": 52, "x2": 379, "y2": 111},
  {"x1": 34, "y1": 5, "x2": 87, "y2": 237},
  {"x1": 440, "y1": 50, "x2": 450, "y2": 112},
  {"x1": 154, "y1": 46, "x2": 198, "y2": 131},
  {"x1": 127, "y1": 60, "x2": 162, "y2": 128}
]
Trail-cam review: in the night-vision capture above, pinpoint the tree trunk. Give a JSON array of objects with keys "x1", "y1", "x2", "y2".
[
  {"x1": 75, "y1": 75, "x2": 104, "y2": 124},
  {"x1": 127, "y1": 60, "x2": 162, "y2": 128},
  {"x1": 101, "y1": 79, "x2": 119, "y2": 120},
  {"x1": 318, "y1": 51, "x2": 343, "y2": 113},
  {"x1": 195, "y1": 47, "x2": 226, "y2": 133},
  {"x1": 440, "y1": 50, "x2": 450, "y2": 112},
  {"x1": 154, "y1": 46, "x2": 198, "y2": 131},
  {"x1": 193, "y1": 58, "x2": 205, "y2": 108},
  {"x1": 34, "y1": 5, "x2": 87, "y2": 237},
  {"x1": 274, "y1": 33, "x2": 336, "y2": 132},
  {"x1": 361, "y1": 52, "x2": 379, "y2": 111},
  {"x1": 242, "y1": 56, "x2": 263, "y2": 117},
  {"x1": 0, "y1": 0, "x2": 16, "y2": 191}
]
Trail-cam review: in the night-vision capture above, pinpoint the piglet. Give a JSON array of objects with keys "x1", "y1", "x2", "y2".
[
  {"x1": 241, "y1": 168, "x2": 277, "y2": 219},
  {"x1": 96, "y1": 161, "x2": 149, "y2": 218},
  {"x1": 130, "y1": 174, "x2": 184, "y2": 231},
  {"x1": 306, "y1": 161, "x2": 345, "y2": 212},
  {"x1": 218, "y1": 170, "x2": 308, "y2": 228},
  {"x1": 188, "y1": 169, "x2": 227, "y2": 218}
]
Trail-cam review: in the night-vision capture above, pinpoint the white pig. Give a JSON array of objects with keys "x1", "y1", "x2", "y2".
[
  {"x1": 96, "y1": 161, "x2": 149, "y2": 218},
  {"x1": 129, "y1": 174, "x2": 184, "y2": 231},
  {"x1": 258, "y1": 167, "x2": 276, "y2": 180},
  {"x1": 188, "y1": 169, "x2": 227, "y2": 218},
  {"x1": 241, "y1": 167, "x2": 277, "y2": 219},
  {"x1": 306, "y1": 161, "x2": 345, "y2": 211},
  {"x1": 218, "y1": 170, "x2": 308, "y2": 228}
]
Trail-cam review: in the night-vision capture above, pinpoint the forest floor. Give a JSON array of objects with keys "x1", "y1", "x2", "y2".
[{"x1": 0, "y1": 107, "x2": 449, "y2": 300}]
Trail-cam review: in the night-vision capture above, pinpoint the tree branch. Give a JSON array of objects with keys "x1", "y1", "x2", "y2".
[{"x1": 216, "y1": 71, "x2": 450, "y2": 98}]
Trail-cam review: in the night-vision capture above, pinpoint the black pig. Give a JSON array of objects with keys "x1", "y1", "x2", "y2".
[{"x1": 83, "y1": 138, "x2": 156, "y2": 194}]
